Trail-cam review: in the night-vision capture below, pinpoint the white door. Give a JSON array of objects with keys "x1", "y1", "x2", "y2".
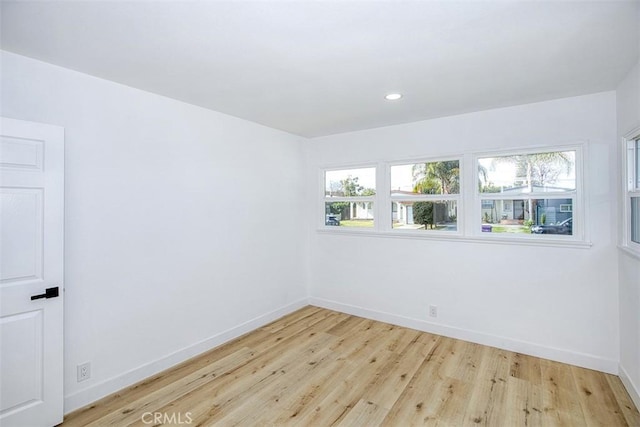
[{"x1": 0, "y1": 118, "x2": 64, "y2": 427}]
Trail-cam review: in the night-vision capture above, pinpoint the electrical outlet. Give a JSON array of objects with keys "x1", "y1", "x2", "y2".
[
  {"x1": 77, "y1": 362, "x2": 91, "y2": 382},
  {"x1": 429, "y1": 305, "x2": 438, "y2": 318}
]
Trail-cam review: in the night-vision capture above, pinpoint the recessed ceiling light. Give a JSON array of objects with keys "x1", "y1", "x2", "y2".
[{"x1": 385, "y1": 93, "x2": 403, "y2": 101}]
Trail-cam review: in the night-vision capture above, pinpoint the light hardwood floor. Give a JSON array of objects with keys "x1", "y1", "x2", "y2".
[{"x1": 62, "y1": 306, "x2": 640, "y2": 426}]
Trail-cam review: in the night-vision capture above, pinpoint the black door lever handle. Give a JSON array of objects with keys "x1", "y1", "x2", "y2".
[{"x1": 31, "y1": 287, "x2": 59, "y2": 300}]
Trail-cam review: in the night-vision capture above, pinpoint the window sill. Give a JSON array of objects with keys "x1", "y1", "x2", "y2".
[
  {"x1": 618, "y1": 245, "x2": 640, "y2": 261},
  {"x1": 317, "y1": 228, "x2": 593, "y2": 249}
]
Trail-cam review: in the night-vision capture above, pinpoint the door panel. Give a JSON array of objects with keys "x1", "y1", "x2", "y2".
[
  {"x1": 1, "y1": 189, "x2": 44, "y2": 283},
  {"x1": 1, "y1": 310, "x2": 44, "y2": 413},
  {"x1": 0, "y1": 118, "x2": 64, "y2": 427},
  {"x1": 0, "y1": 136, "x2": 44, "y2": 171}
]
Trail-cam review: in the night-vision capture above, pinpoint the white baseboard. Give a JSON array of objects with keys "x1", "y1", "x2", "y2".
[
  {"x1": 309, "y1": 297, "x2": 619, "y2": 375},
  {"x1": 64, "y1": 297, "x2": 309, "y2": 414},
  {"x1": 619, "y1": 364, "x2": 640, "y2": 410}
]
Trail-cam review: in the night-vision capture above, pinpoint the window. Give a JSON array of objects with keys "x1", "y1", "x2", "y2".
[
  {"x1": 320, "y1": 146, "x2": 586, "y2": 246},
  {"x1": 324, "y1": 167, "x2": 376, "y2": 228},
  {"x1": 477, "y1": 149, "x2": 578, "y2": 237},
  {"x1": 481, "y1": 200, "x2": 495, "y2": 209},
  {"x1": 625, "y1": 135, "x2": 640, "y2": 250},
  {"x1": 390, "y1": 159, "x2": 460, "y2": 232}
]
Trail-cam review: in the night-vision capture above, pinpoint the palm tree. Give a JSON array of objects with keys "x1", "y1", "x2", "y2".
[
  {"x1": 413, "y1": 177, "x2": 440, "y2": 194},
  {"x1": 412, "y1": 161, "x2": 459, "y2": 195},
  {"x1": 478, "y1": 164, "x2": 489, "y2": 191}
]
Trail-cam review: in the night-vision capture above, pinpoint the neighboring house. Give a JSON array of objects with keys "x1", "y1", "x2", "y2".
[
  {"x1": 354, "y1": 202, "x2": 374, "y2": 220},
  {"x1": 391, "y1": 190, "x2": 457, "y2": 226},
  {"x1": 392, "y1": 201, "x2": 415, "y2": 224},
  {"x1": 326, "y1": 201, "x2": 374, "y2": 221},
  {"x1": 481, "y1": 185, "x2": 573, "y2": 224}
]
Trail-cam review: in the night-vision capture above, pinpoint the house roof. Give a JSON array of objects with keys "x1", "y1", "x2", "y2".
[{"x1": 499, "y1": 184, "x2": 574, "y2": 193}]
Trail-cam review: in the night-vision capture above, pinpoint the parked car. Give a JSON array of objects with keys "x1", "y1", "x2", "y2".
[
  {"x1": 531, "y1": 217, "x2": 572, "y2": 235},
  {"x1": 325, "y1": 215, "x2": 340, "y2": 226}
]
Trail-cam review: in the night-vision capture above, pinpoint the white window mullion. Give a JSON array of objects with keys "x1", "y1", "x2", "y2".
[
  {"x1": 463, "y1": 152, "x2": 476, "y2": 237},
  {"x1": 377, "y1": 161, "x2": 390, "y2": 232}
]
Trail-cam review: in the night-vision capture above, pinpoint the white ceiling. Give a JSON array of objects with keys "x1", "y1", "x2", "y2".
[{"x1": 2, "y1": 1, "x2": 638, "y2": 138}]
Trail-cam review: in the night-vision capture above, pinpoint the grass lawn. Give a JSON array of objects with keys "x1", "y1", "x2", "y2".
[
  {"x1": 340, "y1": 219, "x2": 374, "y2": 228},
  {"x1": 489, "y1": 225, "x2": 531, "y2": 234}
]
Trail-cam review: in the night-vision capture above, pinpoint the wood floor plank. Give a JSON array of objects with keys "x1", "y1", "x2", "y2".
[
  {"x1": 362, "y1": 334, "x2": 437, "y2": 410},
  {"x1": 334, "y1": 399, "x2": 388, "y2": 427},
  {"x1": 503, "y1": 376, "x2": 545, "y2": 426},
  {"x1": 445, "y1": 339, "x2": 483, "y2": 382},
  {"x1": 606, "y1": 374, "x2": 640, "y2": 426},
  {"x1": 260, "y1": 305, "x2": 323, "y2": 333},
  {"x1": 510, "y1": 351, "x2": 543, "y2": 386},
  {"x1": 382, "y1": 327, "x2": 423, "y2": 353},
  {"x1": 571, "y1": 365, "x2": 629, "y2": 427},
  {"x1": 325, "y1": 314, "x2": 370, "y2": 337},
  {"x1": 539, "y1": 358, "x2": 587, "y2": 426},
  {"x1": 460, "y1": 346, "x2": 511, "y2": 426},
  {"x1": 61, "y1": 306, "x2": 640, "y2": 427}
]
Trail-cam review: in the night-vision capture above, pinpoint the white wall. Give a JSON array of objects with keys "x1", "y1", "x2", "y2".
[
  {"x1": 308, "y1": 92, "x2": 620, "y2": 373},
  {"x1": 617, "y1": 59, "x2": 640, "y2": 408},
  {"x1": 1, "y1": 51, "x2": 309, "y2": 412}
]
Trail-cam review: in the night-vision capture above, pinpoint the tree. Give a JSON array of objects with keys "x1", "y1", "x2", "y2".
[
  {"x1": 412, "y1": 161, "x2": 459, "y2": 195},
  {"x1": 329, "y1": 175, "x2": 375, "y2": 197},
  {"x1": 413, "y1": 177, "x2": 440, "y2": 194},
  {"x1": 478, "y1": 164, "x2": 489, "y2": 191},
  {"x1": 327, "y1": 202, "x2": 349, "y2": 216},
  {"x1": 494, "y1": 152, "x2": 573, "y2": 190},
  {"x1": 413, "y1": 201, "x2": 435, "y2": 229},
  {"x1": 528, "y1": 156, "x2": 572, "y2": 187},
  {"x1": 340, "y1": 176, "x2": 363, "y2": 196},
  {"x1": 480, "y1": 182, "x2": 502, "y2": 193}
]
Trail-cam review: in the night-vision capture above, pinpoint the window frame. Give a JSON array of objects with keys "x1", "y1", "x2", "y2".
[
  {"x1": 318, "y1": 144, "x2": 590, "y2": 248},
  {"x1": 320, "y1": 164, "x2": 378, "y2": 232},
  {"x1": 387, "y1": 156, "x2": 463, "y2": 236},
  {"x1": 473, "y1": 145, "x2": 583, "y2": 242},
  {"x1": 623, "y1": 128, "x2": 640, "y2": 255}
]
